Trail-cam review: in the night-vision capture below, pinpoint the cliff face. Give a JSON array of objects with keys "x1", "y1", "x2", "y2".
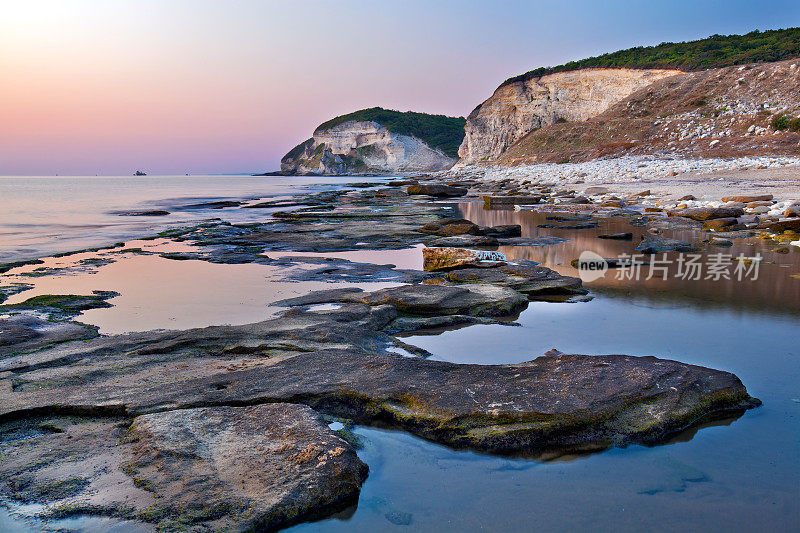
[
  {"x1": 497, "y1": 59, "x2": 800, "y2": 164},
  {"x1": 281, "y1": 120, "x2": 457, "y2": 175},
  {"x1": 457, "y1": 68, "x2": 681, "y2": 164}
]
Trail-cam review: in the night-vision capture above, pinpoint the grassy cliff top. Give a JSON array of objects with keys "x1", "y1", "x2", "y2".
[
  {"x1": 502, "y1": 28, "x2": 800, "y2": 87},
  {"x1": 314, "y1": 107, "x2": 466, "y2": 158}
]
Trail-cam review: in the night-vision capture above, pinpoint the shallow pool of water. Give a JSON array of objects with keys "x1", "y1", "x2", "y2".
[
  {"x1": 293, "y1": 294, "x2": 799, "y2": 532},
  {"x1": 0, "y1": 240, "x2": 400, "y2": 334},
  {"x1": 287, "y1": 202, "x2": 800, "y2": 532}
]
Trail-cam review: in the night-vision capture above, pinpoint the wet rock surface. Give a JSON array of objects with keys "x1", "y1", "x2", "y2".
[
  {"x1": 358, "y1": 283, "x2": 528, "y2": 317},
  {"x1": 0, "y1": 302, "x2": 760, "y2": 463},
  {"x1": 0, "y1": 296, "x2": 759, "y2": 460},
  {"x1": 636, "y1": 235, "x2": 697, "y2": 254},
  {"x1": 598, "y1": 232, "x2": 633, "y2": 240},
  {"x1": 128, "y1": 404, "x2": 368, "y2": 531},
  {"x1": 0, "y1": 405, "x2": 367, "y2": 532},
  {"x1": 0, "y1": 181, "x2": 767, "y2": 529},
  {"x1": 429, "y1": 235, "x2": 499, "y2": 248},
  {"x1": 439, "y1": 262, "x2": 584, "y2": 296},
  {"x1": 0, "y1": 292, "x2": 118, "y2": 356},
  {"x1": 422, "y1": 247, "x2": 506, "y2": 271},
  {"x1": 407, "y1": 184, "x2": 467, "y2": 197}
]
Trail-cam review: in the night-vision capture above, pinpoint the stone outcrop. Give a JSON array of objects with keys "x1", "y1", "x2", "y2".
[
  {"x1": 281, "y1": 120, "x2": 457, "y2": 174},
  {"x1": 0, "y1": 404, "x2": 367, "y2": 531},
  {"x1": 458, "y1": 68, "x2": 680, "y2": 164},
  {"x1": 0, "y1": 300, "x2": 759, "y2": 458}
]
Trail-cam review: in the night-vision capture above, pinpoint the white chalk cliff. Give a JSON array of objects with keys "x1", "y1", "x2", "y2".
[
  {"x1": 457, "y1": 68, "x2": 681, "y2": 164},
  {"x1": 281, "y1": 121, "x2": 457, "y2": 175}
]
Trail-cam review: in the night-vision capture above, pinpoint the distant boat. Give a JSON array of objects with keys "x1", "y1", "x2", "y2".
[{"x1": 134, "y1": 170, "x2": 147, "y2": 176}]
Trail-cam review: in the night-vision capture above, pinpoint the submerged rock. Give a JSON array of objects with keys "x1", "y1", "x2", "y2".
[
  {"x1": 709, "y1": 237, "x2": 734, "y2": 247},
  {"x1": 636, "y1": 235, "x2": 696, "y2": 254},
  {"x1": 497, "y1": 236, "x2": 567, "y2": 246},
  {"x1": 118, "y1": 210, "x2": 170, "y2": 216},
  {"x1": 598, "y1": 232, "x2": 633, "y2": 240},
  {"x1": 538, "y1": 221, "x2": 599, "y2": 230},
  {"x1": 481, "y1": 224, "x2": 522, "y2": 237}
]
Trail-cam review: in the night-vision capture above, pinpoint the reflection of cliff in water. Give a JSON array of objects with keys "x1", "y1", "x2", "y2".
[{"x1": 459, "y1": 202, "x2": 800, "y2": 316}]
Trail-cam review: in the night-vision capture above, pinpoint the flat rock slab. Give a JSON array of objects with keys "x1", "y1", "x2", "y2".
[
  {"x1": 668, "y1": 207, "x2": 744, "y2": 221},
  {"x1": 129, "y1": 404, "x2": 367, "y2": 531},
  {"x1": 598, "y1": 232, "x2": 633, "y2": 240},
  {"x1": 429, "y1": 235, "x2": 499, "y2": 248},
  {"x1": 702, "y1": 217, "x2": 742, "y2": 231},
  {"x1": 483, "y1": 195, "x2": 542, "y2": 208},
  {"x1": 417, "y1": 218, "x2": 482, "y2": 237},
  {"x1": 721, "y1": 195, "x2": 773, "y2": 203},
  {"x1": 497, "y1": 236, "x2": 568, "y2": 246},
  {"x1": 0, "y1": 345, "x2": 758, "y2": 456},
  {"x1": 441, "y1": 264, "x2": 583, "y2": 296},
  {"x1": 481, "y1": 224, "x2": 522, "y2": 237},
  {"x1": 0, "y1": 313, "x2": 96, "y2": 356},
  {"x1": 359, "y1": 283, "x2": 527, "y2": 317},
  {"x1": 764, "y1": 218, "x2": 800, "y2": 233},
  {"x1": 538, "y1": 222, "x2": 599, "y2": 230},
  {"x1": 0, "y1": 404, "x2": 367, "y2": 532},
  {"x1": 636, "y1": 235, "x2": 697, "y2": 254},
  {"x1": 407, "y1": 184, "x2": 467, "y2": 197}
]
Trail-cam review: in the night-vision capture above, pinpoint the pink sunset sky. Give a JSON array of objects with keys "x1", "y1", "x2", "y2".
[{"x1": 1, "y1": 0, "x2": 798, "y2": 175}]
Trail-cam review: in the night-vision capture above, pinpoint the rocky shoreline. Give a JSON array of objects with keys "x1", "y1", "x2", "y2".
[{"x1": 0, "y1": 173, "x2": 772, "y2": 531}]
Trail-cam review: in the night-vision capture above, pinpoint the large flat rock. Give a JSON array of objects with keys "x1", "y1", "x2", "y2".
[
  {"x1": 0, "y1": 311, "x2": 759, "y2": 457},
  {"x1": 129, "y1": 404, "x2": 368, "y2": 531},
  {"x1": 441, "y1": 263, "x2": 584, "y2": 295},
  {"x1": 0, "y1": 404, "x2": 367, "y2": 532},
  {"x1": 358, "y1": 283, "x2": 528, "y2": 317},
  {"x1": 0, "y1": 288, "x2": 761, "y2": 527}
]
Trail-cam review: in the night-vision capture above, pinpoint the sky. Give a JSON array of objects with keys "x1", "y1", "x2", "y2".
[{"x1": 1, "y1": 0, "x2": 799, "y2": 175}]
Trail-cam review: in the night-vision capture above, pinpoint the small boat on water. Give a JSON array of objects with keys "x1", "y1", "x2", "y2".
[{"x1": 134, "y1": 170, "x2": 147, "y2": 176}]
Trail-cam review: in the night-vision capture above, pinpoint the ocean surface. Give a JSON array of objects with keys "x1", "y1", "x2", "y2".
[
  {"x1": 1, "y1": 176, "x2": 798, "y2": 532},
  {"x1": 0, "y1": 174, "x2": 384, "y2": 263}
]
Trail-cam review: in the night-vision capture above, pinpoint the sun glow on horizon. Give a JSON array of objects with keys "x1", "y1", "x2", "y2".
[{"x1": 1, "y1": 0, "x2": 798, "y2": 174}]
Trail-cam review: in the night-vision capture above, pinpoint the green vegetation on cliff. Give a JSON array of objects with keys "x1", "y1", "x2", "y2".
[
  {"x1": 314, "y1": 107, "x2": 466, "y2": 158},
  {"x1": 282, "y1": 138, "x2": 313, "y2": 162},
  {"x1": 503, "y1": 28, "x2": 800, "y2": 86}
]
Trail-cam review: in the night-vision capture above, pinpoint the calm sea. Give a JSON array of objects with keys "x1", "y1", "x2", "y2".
[{"x1": 0, "y1": 174, "x2": 379, "y2": 263}]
